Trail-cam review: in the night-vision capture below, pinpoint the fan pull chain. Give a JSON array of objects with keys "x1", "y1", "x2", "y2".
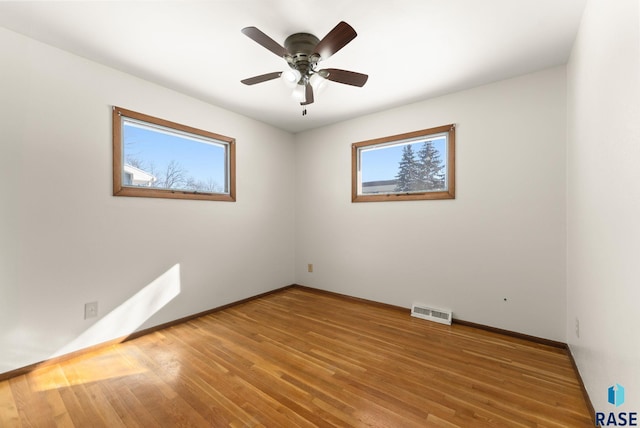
[{"x1": 302, "y1": 108, "x2": 307, "y2": 116}]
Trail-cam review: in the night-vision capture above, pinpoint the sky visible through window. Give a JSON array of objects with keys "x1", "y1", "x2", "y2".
[
  {"x1": 123, "y1": 121, "x2": 226, "y2": 191},
  {"x1": 361, "y1": 136, "x2": 446, "y2": 182}
]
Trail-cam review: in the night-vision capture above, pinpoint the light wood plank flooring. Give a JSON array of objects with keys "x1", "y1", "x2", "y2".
[{"x1": 1, "y1": 287, "x2": 592, "y2": 427}]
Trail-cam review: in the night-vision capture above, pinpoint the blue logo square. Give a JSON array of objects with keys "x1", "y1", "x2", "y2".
[{"x1": 608, "y1": 384, "x2": 625, "y2": 407}]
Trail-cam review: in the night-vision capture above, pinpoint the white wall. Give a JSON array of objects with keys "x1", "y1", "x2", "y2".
[
  {"x1": 0, "y1": 27, "x2": 295, "y2": 374},
  {"x1": 294, "y1": 67, "x2": 567, "y2": 341},
  {"x1": 567, "y1": 0, "x2": 640, "y2": 412}
]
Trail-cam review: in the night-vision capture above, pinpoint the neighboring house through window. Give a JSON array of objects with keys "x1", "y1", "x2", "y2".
[{"x1": 123, "y1": 164, "x2": 157, "y2": 187}]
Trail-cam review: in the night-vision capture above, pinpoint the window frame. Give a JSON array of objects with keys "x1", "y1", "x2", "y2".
[
  {"x1": 112, "y1": 106, "x2": 236, "y2": 202},
  {"x1": 351, "y1": 124, "x2": 455, "y2": 202}
]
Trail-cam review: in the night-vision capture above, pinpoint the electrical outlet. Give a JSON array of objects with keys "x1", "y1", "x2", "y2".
[
  {"x1": 307, "y1": 263, "x2": 313, "y2": 273},
  {"x1": 85, "y1": 301, "x2": 98, "y2": 319},
  {"x1": 575, "y1": 318, "x2": 580, "y2": 338}
]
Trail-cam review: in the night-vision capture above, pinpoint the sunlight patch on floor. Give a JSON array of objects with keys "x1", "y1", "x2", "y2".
[{"x1": 31, "y1": 346, "x2": 148, "y2": 391}]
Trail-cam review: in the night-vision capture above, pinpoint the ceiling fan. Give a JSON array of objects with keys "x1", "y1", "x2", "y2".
[{"x1": 240, "y1": 21, "x2": 368, "y2": 111}]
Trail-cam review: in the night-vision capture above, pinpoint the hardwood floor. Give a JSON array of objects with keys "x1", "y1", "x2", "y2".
[{"x1": 1, "y1": 287, "x2": 592, "y2": 427}]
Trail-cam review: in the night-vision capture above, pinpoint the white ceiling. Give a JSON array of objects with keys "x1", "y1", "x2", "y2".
[{"x1": 0, "y1": 0, "x2": 586, "y2": 133}]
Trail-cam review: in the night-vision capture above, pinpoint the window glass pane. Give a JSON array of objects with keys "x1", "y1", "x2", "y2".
[
  {"x1": 359, "y1": 135, "x2": 448, "y2": 195},
  {"x1": 122, "y1": 119, "x2": 228, "y2": 194}
]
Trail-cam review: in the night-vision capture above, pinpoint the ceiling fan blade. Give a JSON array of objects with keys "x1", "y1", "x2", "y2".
[
  {"x1": 321, "y1": 68, "x2": 368, "y2": 87},
  {"x1": 241, "y1": 27, "x2": 288, "y2": 57},
  {"x1": 313, "y1": 21, "x2": 357, "y2": 60},
  {"x1": 241, "y1": 72, "x2": 283, "y2": 85},
  {"x1": 300, "y1": 84, "x2": 314, "y2": 106}
]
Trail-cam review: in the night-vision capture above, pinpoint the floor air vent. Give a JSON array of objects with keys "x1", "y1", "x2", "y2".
[{"x1": 411, "y1": 303, "x2": 452, "y2": 325}]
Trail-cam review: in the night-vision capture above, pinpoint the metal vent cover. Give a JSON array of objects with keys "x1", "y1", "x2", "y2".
[{"x1": 411, "y1": 303, "x2": 452, "y2": 325}]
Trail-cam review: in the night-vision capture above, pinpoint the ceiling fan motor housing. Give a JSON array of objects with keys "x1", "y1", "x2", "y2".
[{"x1": 284, "y1": 33, "x2": 320, "y2": 84}]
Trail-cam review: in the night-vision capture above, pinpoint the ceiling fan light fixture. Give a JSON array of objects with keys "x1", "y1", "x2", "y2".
[
  {"x1": 310, "y1": 73, "x2": 327, "y2": 92},
  {"x1": 281, "y1": 69, "x2": 301, "y2": 88},
  {"x1": 292, "y1": 84, "x2": 306, "y2": 101}
]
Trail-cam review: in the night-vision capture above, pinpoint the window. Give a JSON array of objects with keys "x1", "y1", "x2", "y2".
[
  {"x1": 352, "y1": 124, "x2": 455, "y2": 202},
  {"x1": 112, "y1": 106, "x2": 235, "y2": 201}
]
